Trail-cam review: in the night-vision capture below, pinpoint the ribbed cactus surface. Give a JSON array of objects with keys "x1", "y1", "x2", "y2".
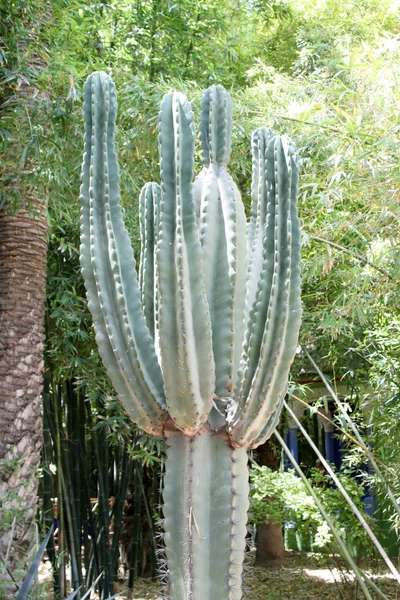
[{"x1": 80, "y1": 72, "x2": 301, "y2": 600}]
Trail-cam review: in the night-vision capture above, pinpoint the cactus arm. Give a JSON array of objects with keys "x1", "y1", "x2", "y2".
[
  {"x1": 157, "y1": 92, "x2": 214, "y2": 434},
  {"x1": 248, "y1": 389, "x2": 286, "y2": 449},
  {"x1": 163, "y1": 429, "x2": 249, "y2": 600},
  {"x1": 153, "y1": 184, "x2": 162, "y2": 363},
  {"x1": 194, "y1": 86, "x2": 247, "y2": 425},
  {"x1": 200, "y1": 86, "x2": 246, "y2": 382},
  {"x1": 245, "y1": 128, "x2": 275, "y2": 319},
  {"x1": 230, "y1": 182, "x2": 247, "y2": 381},
  {"x1": 197, "y1": 173, "x2": 231, "y2": 404},
  {"x1": 234, "y1": 130, "x2": 277, "y2": 407},
  {"x1": 219, "y1": 178, "x2": 247, "y2": 389},
  {"x1": 139, "y1": 182, "x2": 161, "y2": 342},
  {"x1": 230, "y1": 136, "x2": 301, "y2": 447},
  {"x1": 80, "y1": 81, "x2": 140, "y2": 427},
  {"x1": 197, "y1": 174, "x2": 247, "y2": 419},
  {"x1": 232, "y1": 137, "x2": 276, "y2": 412},
  {"x1": 193, "y1": 170, "x2": 205, "y2": 223},
  {"x1": 80, "y1": 72, "x2": 167, "y2": 434},
  {"x1": 199, "y1": 85, "x2": 232, "y2": 167},
  {"x1": 247, "y1": 128, "x2": 275, "y2": 256}
]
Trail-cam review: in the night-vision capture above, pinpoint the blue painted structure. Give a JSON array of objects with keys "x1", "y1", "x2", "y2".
[
  {"x1": 324, "y1": 431, "x2": 334, "y2": 464},
  {"x1": 285, "y1": 427, "x2": 299, "y2": 474}
]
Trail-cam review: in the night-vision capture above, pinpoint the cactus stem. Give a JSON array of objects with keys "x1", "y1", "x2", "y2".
[{"x1": 163, "y1": 428, "x2": 248, "y2": 599}]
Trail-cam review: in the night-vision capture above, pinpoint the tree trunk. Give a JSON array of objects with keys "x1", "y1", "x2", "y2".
[
  {"x1": 254, "y1": 521, "x2": 286, "y2": 567},
  {"x1": 0, "y1": 199, "x2": 47, "y2": 591},
  {"x1": 0, "y1": 3, "x2": 51, "y2": 593},
  {"x1": 254, "y1": 439, "x2": 286, "y2": 567}
]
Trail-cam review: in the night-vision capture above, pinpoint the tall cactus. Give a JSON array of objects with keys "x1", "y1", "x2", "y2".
[{"x1": 80, "y1": 72, "x2": 301, "y2": 600}]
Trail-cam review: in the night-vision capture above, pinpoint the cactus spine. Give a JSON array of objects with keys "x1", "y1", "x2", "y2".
[{"x1": 80, "y1": 72, "x2": 301, "y2": 600}]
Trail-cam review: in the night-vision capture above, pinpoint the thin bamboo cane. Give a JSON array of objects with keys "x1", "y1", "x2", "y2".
[
  {"x1": 89, "y1": 408, "x2": 114, "y2": 598},
  {"x1": 60, "y1": 383, "x2": 83, "y2": 595},
  {"x1": 78, "y1": 391, "x2": 92, "y2": 584},
  {"x1": 79, "y1": 393, "x2": 101, "y2": 592},
  {"x1": 127, "y1": 463, "x2": 143, "y2": 600},
  {"x1": 85, "y1": 401, "x2": 105, "y2": 597},
  {"x1": 102, "y1": 423, "x2": 114, "y2": 598},
  {"x1": 59, "y1": 468, "x2": 81, "y2": 594},
  {"x1": 111, "y1": 444, "x2": 135, "y2": 580},
  {"x1": 64, "y1": 381, "x2": 84, "y2": 593},
  {"x1": 81, "y1": 457, "x2": 102, "y2": 590},
  {"x1": 150, "y1": 465, "x2": 159, "y2": 580},
  {"x1": 69, "y1": 381, "x2": 82, "y2": 558},
  {"x1": 42, "y1": 374, "x2": 59, "y2": 596},
  {"x1": 54, "y1": 384, "x2": 66, "y2": 598},
  {"x1": 138, "y1": 470, "x2": 157, "y2": 580}
]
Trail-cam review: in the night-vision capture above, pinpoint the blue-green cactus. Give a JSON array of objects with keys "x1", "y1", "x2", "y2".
[{"x1": 80, "y1": 72, "x2": 301, "y2": 600}]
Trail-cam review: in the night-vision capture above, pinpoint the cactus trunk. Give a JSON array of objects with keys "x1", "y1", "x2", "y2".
[
  {"x1": 80, "y1": 72, "x2": 301, "y2": 599},
  {"x1": 163, "y1": 428, "x2": 249, "y2": 600}
]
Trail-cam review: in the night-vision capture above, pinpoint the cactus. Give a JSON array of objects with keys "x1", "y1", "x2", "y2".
[{"x1": 80, "y1": 72, "x2": 301, "y2": 600}]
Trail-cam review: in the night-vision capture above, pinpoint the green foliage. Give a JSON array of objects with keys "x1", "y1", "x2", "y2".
[
  {"x1": 259, "y1": 0, "x2": 400, "y2": 75},
  {"x1": 3, "y1": 0, "x2": 400, "y2": 593},
  {"x1": 250, "y1": 465, "x2": 374, "y2": 556}
]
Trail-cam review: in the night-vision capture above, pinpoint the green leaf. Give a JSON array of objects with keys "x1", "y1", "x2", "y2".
[{"x1": 16, "y1": 527, "x2": 53, "y2": 600}]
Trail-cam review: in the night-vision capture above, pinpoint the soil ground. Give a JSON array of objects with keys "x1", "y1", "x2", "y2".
[
  {"x1": 130, "y1": 551, "x2": 398, "y2": 600},
  {"x1": 39, "y1": 551, "x2": 399, "y2": 599}
]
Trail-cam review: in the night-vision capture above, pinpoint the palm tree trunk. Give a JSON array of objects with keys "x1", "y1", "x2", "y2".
[
  {"x1": 0, "y1": 2, "x2": 51, "y2": 592},
  {"x1": 0, "y1": 198, "x2": 48, "y2": 592}
]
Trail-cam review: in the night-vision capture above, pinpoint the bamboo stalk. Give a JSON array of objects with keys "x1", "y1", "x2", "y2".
[
  {"x1": 85, "y1": 401, "x2": 105, "y2": 596},
  {"x1": 102, "y1": 423, "x2": 114, "y2": 598},
  {"x1": 42, "y1": 373, "x2": 59, "y2": 596},
  {"x1": 81, "y1": 469, "x2": 102, "y2": 594},
  {"x1": 150, "y1": 465, "x2": 159, "y2": 580},
  {"x1": 61, "y1": 382, "x2": 83, "y2": 594},
  {"x1": 127, "y1": 463, "x2": 143, "y2": 600},
  {"x1": 68, "y1": 380, "x2": 82, "y2": 561},
  {"x1": 138, "y1": 469, "x2": 157, "y2": 581},
  {"x1": 111, "y1": 444, "x2": 135, "y2": 580},
  {"x1": 89, "y1": 407, "x2": 114, "y2": 598},
  {"x1": 54, "y1": 384, "x2": 66, "y2": 598},
  {"x1": 59, "y1": 468, "x2": 81, "y2": 594},
  {"x1": 78, "y1": 391, "x2": 92, "y2": 582}
]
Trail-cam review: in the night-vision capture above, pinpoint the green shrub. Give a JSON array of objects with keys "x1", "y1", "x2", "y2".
[{"x1": 250, "y1": 463, "x2": 374, "y2": 556}]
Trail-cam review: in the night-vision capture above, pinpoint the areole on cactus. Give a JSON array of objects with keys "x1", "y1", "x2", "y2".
[{"x1": 80, "y1": 72, "x2": 301, "y2": 600}]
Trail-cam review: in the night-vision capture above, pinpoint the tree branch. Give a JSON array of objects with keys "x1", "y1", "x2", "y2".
[{"x1": 308, "y1": 234, "x2": 392, "y2": 279}]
